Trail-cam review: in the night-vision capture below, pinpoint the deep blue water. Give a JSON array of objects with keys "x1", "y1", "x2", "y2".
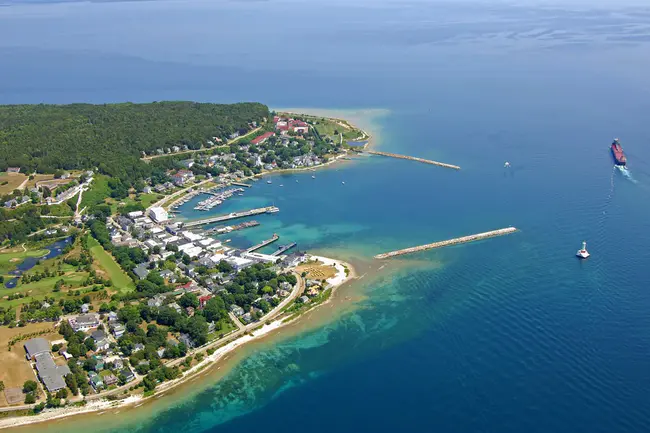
[{"x1": 2, "y1": 0, "x2": 650, "y2": 432}]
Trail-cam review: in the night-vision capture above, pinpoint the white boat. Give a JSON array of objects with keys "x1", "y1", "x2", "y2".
[
  {"x1": 279, "y1": 184, "x2": 284, "y2": 187},
  {"x1": 312, "y1": 175, "x2": 316, "y2": 179},
  {"x1": 267, "y1": 180, "x2": 272, "y2": 184},
  {"x1": 504, "y1": 161, "x2": 511, "y2": 168},
  {"x1": 341, "y1": 181, "x2": 345, "y2": 185},
  {"x1": 576, "y1": 241, "x2": 590, "y2": 259}
]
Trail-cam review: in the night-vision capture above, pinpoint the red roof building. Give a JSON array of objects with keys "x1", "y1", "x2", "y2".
[
  {"x1": 199, "y1": 295, "x2": 212, "y2": 309},
  {"x1": 251, "y1": 131, "x2": 275, "y2": 145}
]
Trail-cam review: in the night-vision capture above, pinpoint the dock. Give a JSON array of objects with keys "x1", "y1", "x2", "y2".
[
  {"x1": 366, "y1": 150, "x2": 460, "y2": 170},
  {"x1": 183, "y1": 206, "x2": 279, "y2": 228},
  {"x1": 205, "y1": 220, "x2": 260, "y2": 235},
  {"x1": 232, "y1": 182, "x2": 252, "y2": 188},
  {"x1": 246, "y1": 234, "x2": 279, "y2": 253},
  {"x1": 374, "y1": 227, "x2": 517, "y2": 259},
  {"x1": 271, "y1": 242, "x2": 297, "y2": 256}
]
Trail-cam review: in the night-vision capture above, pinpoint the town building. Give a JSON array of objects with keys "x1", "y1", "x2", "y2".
[
  {"x1": 69, "y1": 313, "x2": 100, "y2": 332},
  {"x1": 149, "y1": 206, "x2": 168, "y2": 224},
  {"x1": 23, "y1": 338, "x2": 50, "y2": 360},
  {"x1": 34, "y1": 352, "x2": 71, "y2": 392}
]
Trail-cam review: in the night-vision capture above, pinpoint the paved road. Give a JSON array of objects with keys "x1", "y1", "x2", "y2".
[{"x1": 141, "y1": 127, "x2": 261, "y2": 161}]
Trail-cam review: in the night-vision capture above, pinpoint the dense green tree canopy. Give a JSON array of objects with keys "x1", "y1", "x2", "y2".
[{"x1": 0, "y1": 102, "x2": 269, "y2": 185}]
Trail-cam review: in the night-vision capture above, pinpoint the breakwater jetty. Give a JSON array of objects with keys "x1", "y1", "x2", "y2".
[
  {"x1": 183, "y1": 206, "x2": 279, "y2": 228},
  {"x1": 374, "y1": 227, "x2": 518, "y2": 259},
  {"x1": 366, "y1": 150, "x2": 460, "y2": 170},
  {"x1": 246, "y1": 234, "x2": 279, "y2": 253}
]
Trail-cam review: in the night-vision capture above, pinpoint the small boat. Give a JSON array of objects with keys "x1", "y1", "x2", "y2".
[
  {"x1": 267, "y1": 180, "x2": 272, "y2": 184},
  {"x1": 312, "y1": 175, "x2": 316, "y2": 179},
  {"x1": 504, "y1": 161, "x2": 511, "y2": 168},
  {"x1": 238, "y1": 193, "x2": 244, "y2": 196},
  {"x1": 279, "y1": 184, "x2": 284, "y2": 187},
  {"x1": 341, "y1": 181, "x2": 345, "y2": 185},
  {"x1": 576, "y1": 241, "x2": 590, "y2": 259}
]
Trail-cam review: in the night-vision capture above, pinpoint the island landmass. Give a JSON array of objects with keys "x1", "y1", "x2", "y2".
[{"x1": 0, "y1": 102, "x2": 367, "y2": 429}]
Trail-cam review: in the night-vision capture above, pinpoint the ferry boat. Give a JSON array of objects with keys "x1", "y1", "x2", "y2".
[
  {"x1": 611, "y1": 138, "x2": 627, "y2": 166},
  {"x1": 576, "y1": 241, "x2": 590, "y2": 259}
]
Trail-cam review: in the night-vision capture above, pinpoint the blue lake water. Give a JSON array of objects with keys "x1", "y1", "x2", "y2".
[{"x1": 2, "y1": 0, "x2": 650, "y2": 432}]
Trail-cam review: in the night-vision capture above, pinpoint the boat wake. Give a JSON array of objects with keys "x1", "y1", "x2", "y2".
[{"x1": 616, "y1": 165, "x2": 637, "y2": 183}]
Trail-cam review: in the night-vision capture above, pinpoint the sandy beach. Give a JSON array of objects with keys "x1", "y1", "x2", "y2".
[{"x1": 0, "y1": 256, "x2": 356, "y2": 431}]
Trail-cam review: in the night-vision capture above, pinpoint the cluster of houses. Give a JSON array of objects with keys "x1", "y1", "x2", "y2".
[{"x1": 23, "y1": 311, "x2": 136, "y2": 394}]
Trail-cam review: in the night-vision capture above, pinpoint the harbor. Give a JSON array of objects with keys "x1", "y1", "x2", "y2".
[
  {"x1": 194, "y1": 188, "x2": 245, "y2": 211},
  {"x1": 366, "y1": 150, "x2": 461, "y2": 170},
  {"x1": 374, "y1": 227, "x2": 518, "y2": 259}
]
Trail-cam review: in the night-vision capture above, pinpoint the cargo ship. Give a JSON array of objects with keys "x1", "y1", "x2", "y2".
[{"x1": 611, "y1": 138, "x2": 627, "y2": 166}]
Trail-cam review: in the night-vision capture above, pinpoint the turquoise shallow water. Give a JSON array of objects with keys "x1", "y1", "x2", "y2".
[{"x1": 2, "y1": 0, "x2": 650, "y2": 432}]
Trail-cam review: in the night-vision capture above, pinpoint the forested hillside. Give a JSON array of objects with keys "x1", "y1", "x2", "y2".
[{"x1": 0, "y1": 102, "x2": 268, "y2": 184}]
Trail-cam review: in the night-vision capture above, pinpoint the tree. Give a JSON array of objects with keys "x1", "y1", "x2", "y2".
[
  {"x1": 56, "y1": 388, "x2": 68, "y2": 399},
  {"x1": 83, "y1": 358, "x2": 97, "y2": 372},
  {"x1": 84, "y1": 338, "x2": 96, "y2": 352},
  {"x1": 65, "y1": 374, "x2": 79, "y2": 396},
  {"x1": 203, "y1": 297, "x2": 225, "y2": 323},
  {"x1": 23, "y1": 380, "x2": 38, "y2": 394},
  {"x1": 179, "y1": 292, "x2": 199, "y2": 309},
  {"x1": 0, "y1": 380, "x2": 4, "y2": 391},
  {"x1": 24, "y1": 393, "x2": 36, "y2": 404}
]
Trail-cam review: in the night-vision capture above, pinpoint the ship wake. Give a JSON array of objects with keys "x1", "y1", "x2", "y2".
[{"x1": 616, "y1": 165, "x2": 637, "y2": 183}]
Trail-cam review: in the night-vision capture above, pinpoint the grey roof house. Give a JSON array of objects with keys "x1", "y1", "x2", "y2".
[{"x1": 24, "y1": 337, "x2": 50, "y2": 360}]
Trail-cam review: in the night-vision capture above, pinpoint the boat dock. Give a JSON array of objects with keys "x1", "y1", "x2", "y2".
[
  {"x1": 205, "y1": 220, "x2": 260, "y2": 235},
  {"x1": 271, "y1": 242, "x2": 297, "y2": 256},
  {"x1": 246, "y1": 234, "x2": 279, "y2": 253},
  {"x1": 374, "y1": 227, "x2": 518, "y2": 259},
  {"x1": 183, "y1": 206, "x2": 279, "y2": 228},
  {"x1": 366, "y1": 150, "x2": 460, "y2": 170},
  {"x1": 232, "y1": 182, "x2": 252, "y2": 188}
]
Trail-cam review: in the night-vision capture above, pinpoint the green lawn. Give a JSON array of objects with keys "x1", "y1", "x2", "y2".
[
  {"x1": 1, "y1": 272, "x2": 91, "y2": 308},
  {"x1": 80, "y1": 174, "x2": 111, "y2": 209},
  {"x1": 86, "y1": 236, "x2": 135, "y2": 293},
  {"x1": 110, "y1": 192, "x2": 164, "y2": 214}
]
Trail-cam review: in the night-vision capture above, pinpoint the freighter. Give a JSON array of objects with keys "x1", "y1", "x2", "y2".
[{"x1": 611, "y1": 138, "x2": 627, "y2": 166}]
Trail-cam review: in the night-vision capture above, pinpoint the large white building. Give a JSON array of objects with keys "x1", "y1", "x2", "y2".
[{"x1": 149, "y1": 207, "x2": 168, "y2": 223}]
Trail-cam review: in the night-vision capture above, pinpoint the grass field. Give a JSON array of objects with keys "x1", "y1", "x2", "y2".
[
  {"x1": 80, "y1": 174, "x2": 111, "y2": 209},
  {"x1": 296, "y1": 260, "x2": 337, "y2": 281},
  {"x1": 87, "y1": 236, "x2": 135, "y2": 293},
  {"x1": 0, "y1": 173, "x2": 27, "y2": 196},
  {"x1": 0, "y1": 322, "x2": 56, "y2": 405},
  {"x1": 109, "y1": 192, "x2": 164, "y2": 214}
]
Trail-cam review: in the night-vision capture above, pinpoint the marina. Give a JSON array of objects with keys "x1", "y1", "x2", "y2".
[
  {"x1": 374, "y1": 227, "x2": 518, "y2": 259},
  {"x1": 194, "y1": 188, "x2": 245, "y2": 211}
]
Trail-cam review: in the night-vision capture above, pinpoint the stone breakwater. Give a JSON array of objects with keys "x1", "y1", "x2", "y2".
[{"x1": 374, "y1": 227, "x2": 518, "y2": 259}]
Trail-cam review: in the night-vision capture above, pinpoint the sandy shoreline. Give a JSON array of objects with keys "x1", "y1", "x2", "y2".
[{"x1": 0, "y1": 256, "x2": 357, "y2": 431}]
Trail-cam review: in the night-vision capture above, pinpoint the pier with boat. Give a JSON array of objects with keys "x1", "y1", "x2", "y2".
[
  {"x1": 183, "y1": 206, "x2": 280, "y2": 228},
  {"x1": 205, "y1": 220, "x2": 260, "y2": 235},
  {"x1": 246, "y1": 234, "x2": 280, "y2": 253}
]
